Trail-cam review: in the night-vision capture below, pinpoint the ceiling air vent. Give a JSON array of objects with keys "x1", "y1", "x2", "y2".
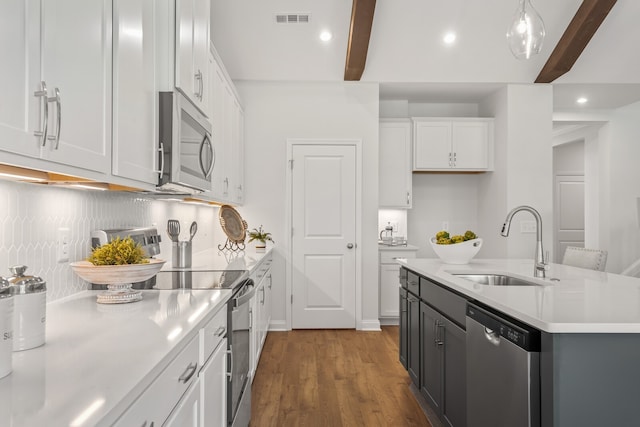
[{"x1": 275, "y1": 13, "x2": 310, "y2": 24}]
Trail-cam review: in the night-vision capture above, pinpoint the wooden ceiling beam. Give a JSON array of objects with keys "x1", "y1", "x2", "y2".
[
  {"x1": 344, "y1": 0, "x2": 376, "y2": 81},
  {"x1": 536, "y1": 0, "x2": 617, "y2": 83}
]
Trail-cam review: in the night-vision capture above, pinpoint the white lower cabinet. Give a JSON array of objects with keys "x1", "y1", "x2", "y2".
[
  {"x1": 379, "y1": 248, "x2": 418, "y2": 322},
  {"x1": 114, "y1": 334, "x2": 200, "y2": 426},
  {"x1": 199, "y1": 305, "x2": 228, "y2": 427},
  {"x1": 200, "y1": 338, "x2": 227, "y2": 427},
  {"x1": 114, "y1": 304, "x2": 228, "y2": 427},
  {"x1": 249, "y1": 253, "x2": 273, "y2": 382},
  {"x1": 165, "y1": 377, "x2": 202, "y2": 427}
]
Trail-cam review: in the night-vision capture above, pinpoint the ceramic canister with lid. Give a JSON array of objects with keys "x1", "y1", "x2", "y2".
[
  {"x1": 6, "y1": 266, "x2": 46, "y2": 351},
  {"x1": 0, "y1": 276, "x2": 13, "y2": 378}
]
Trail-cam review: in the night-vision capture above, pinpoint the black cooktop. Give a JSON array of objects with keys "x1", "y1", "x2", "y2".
[
  {"x1": 153, "y1": 269, "x2": 247, "y2": 290},
  {"x1": 89, "y1": 269, "x2": 247, "y2": 291}
]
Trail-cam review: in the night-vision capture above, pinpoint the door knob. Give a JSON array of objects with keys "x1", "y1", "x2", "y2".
[{"x1": 347, "y1": 243, "x2": 354, "y2": 249}]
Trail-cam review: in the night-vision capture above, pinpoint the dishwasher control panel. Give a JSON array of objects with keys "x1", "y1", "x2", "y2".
[{"x1": 467, "y1": 303, "x2": 541, "y2": 351}]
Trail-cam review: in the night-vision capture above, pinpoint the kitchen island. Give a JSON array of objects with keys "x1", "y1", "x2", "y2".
[{"x1": 398, "y1": 258, "x2": 640, "y2": 427}]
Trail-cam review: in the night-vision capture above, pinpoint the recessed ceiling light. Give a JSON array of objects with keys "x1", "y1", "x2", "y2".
[
  {"x1": 576, "y1": 97, "x2": 588, "y2": 104},
  {"x1": 319, "y1": 31, "x2": 333, "y2": 42},
  {"x1": 443, "y1": 32, "x2": 456, "y2": 45}
]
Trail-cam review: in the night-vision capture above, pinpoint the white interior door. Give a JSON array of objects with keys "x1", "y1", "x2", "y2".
[
  {"x1": 291, "y1": 144, "x2": 357, "y2": 329},
  {"x1": 555, "y1": 175, "x2": 585, "y2": 261}
]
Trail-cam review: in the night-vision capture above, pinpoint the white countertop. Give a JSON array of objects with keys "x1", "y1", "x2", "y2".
[
  {"x1": 0, "y1": 247, "x2": 273, "y2": 426},
  {"x1": 0, "y1": 290, "x2": 232, "y2": 427},
  {"x1": 397, "y1": 258, "x2": 640, "y2": 333},
  {"x1": 378, "y1": 243, "x2": 420, "y2": 251}
]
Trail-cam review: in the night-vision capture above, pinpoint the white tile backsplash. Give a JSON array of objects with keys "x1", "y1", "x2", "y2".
[{"x1": 0, "y1": 180, "x2": 222, "y2": 301}]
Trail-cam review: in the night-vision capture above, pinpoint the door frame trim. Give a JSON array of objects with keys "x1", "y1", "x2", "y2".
[{"x1": 285, "y1": 138, "x2": 363, "y2": 330}]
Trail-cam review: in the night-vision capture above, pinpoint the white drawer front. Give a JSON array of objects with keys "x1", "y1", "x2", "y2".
[
  {"x1": 380, "y1": 250, "x2": 417, "y2": 264},
  {"x1": 114, "y1": 334, "x2": 199, "y2": 427},
  {"x1": 200, "y1": 306, "x2": 228, "y2": 365}
]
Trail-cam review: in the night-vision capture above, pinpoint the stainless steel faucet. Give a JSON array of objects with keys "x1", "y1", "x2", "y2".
[{"x1": 501, "y1": 205, "x2": 548, "y2": 278}]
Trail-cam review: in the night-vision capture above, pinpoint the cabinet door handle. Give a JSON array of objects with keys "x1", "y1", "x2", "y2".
[
  {"x1": 194, "y1": 70, "x2": 203, "y2": 100},
  {"x1": 435, "y1": 320, "x2": 444, "y2": 346},
  {"x1": 226, "y1": 346, "x2": 233, "y2": 381},
  {"x1": 178, "y1": 362, "x2": 198, "y2": 384},
  {"x1": 47, "y1": 87, "x2": 61, "y2": 149},
  {"x1": 156, "y1": 142, "x2": 165, "y2": 178},
  {"x1": 215, "y1": 326, "x2": 226, "y2": 337},
  {"x1": 407, "y1": 191, "x2": 410, "y2": 205},
  {"x1": 33, "y1": 81, "x2": 49, "y2": 145}
]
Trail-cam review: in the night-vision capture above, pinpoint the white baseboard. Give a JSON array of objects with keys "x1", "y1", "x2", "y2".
[
  {"x1": 268, "y1": 320, "x2": 288, "y2": 331},
  {"x1": 359, "y1": 319, "x2": 382, "y2": 331}
]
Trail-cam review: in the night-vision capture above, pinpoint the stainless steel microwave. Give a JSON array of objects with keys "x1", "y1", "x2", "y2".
[{"x1": 157, "y1": 91, "x2": 214, "y2": 194}]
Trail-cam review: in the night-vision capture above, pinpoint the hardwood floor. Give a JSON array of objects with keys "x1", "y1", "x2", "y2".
[{"x1": 250, "y1": 326, "x2": 431, "y2": 427}]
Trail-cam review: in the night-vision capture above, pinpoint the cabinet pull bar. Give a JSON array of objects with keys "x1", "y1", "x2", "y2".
[
  {"x1": 407, "y1": 191, "x2": 410, "y2": 205},
  {"x1": 199, "y1": 70, "x2": 204, "y2": 99},
  {"x1": 227, "y1": 346, "x2": 233, "y2": 381},
  {"x1": 215, "y1": 326, "x2": 226, "y2": 337},
  {"x1": 156, "y1": 142, "x2": 165, "y2": 177},
  {"x1": 47, "y1": 88, "x2": 61, "y2": 149},
  {"x1": 33, "y1": 81, "x2": 49, "y2": 145},
  {"x1": 178, "y1": 362, "x2": 198, "y2": 383}
]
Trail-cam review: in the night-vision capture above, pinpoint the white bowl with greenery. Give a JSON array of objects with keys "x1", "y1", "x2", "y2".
[{"x1": 430, "y1": 238, "x2": 483, "y2": 264}]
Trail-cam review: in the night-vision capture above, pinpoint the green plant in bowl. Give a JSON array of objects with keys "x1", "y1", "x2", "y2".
[{"x1": 87, "y1": 236, "x2": 149, "y2": 265}]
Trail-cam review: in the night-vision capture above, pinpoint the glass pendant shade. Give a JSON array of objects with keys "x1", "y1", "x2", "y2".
[{"x1": 506, "y1": 0, "x2": 546, "y2": 59}]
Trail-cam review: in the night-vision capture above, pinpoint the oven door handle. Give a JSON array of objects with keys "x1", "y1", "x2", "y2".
[{"x1": 233, "y1": 283, "x2": 257, "y2": 308}]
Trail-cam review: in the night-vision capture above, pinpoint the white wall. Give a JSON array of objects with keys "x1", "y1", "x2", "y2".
[
  {"x1": 478, "y1": 87, "x2": 509, "y2": 257},
  {"x1": 478, "y1": 84, "x2": 554, "y2": 260},
  {"x1": 408, "y1": 174, "x2": 479, "y2": 257},
  {"x1": 235, "y1": 81, "x2": 380, "y2": 330},
  {"x1": 605, "y1": 101, "x2": 640, "y2": 273}
]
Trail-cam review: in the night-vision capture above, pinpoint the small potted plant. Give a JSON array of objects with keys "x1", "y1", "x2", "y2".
[{"x1": 247, "y1": 225, "x2": 274, "y2": 252}]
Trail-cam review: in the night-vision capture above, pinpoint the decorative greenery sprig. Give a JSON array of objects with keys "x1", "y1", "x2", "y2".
[
  {"x1": 87, "y1": 236, "x2": 149, "y2": 265},
  {"x1": 247, "y1": 225, "x2": 274, "y2": 244}
]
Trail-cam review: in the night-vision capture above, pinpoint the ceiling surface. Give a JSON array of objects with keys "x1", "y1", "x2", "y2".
[{"x1": 211, "y1": 0, "x2": 640, "y2": 111}]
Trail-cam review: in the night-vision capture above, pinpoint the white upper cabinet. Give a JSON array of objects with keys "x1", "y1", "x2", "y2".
[
  {"x1": 413, "y1": 118, "x2": 494, "y2": 171},
  {"x1": 0, "y1": 0, "x2": 41, "y2": 159},
  {"x1": 209, "y1": 45, "x2": 244, "y2": 205},
  {"x1": 379, "y1": 119, "x2": 412, "y2": 208},
  {"x1": 210, "y1": 55, "x2": 230, "y2": 201},
  {"x1": 0, "y1": 0, "x2": 111, "y2": 174},
  {"x1": 176, "y1": 0, "x2": 210, "y2": 117},
  {"x1": 112, "y1": 0, "x2": 160, "y2": 185}
]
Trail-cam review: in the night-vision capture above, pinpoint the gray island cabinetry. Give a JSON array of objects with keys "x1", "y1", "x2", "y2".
[
  {"x1": 398, "y1": 260, "x2": 640, "y2": 427},
  {"x1": 400, "y1": 268, "x2": 467, "y2": 427}
]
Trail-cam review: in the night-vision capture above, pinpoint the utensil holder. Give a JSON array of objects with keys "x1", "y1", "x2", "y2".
[{"x1": 172, "y1": 241, "x2": 192, "y2": 268}]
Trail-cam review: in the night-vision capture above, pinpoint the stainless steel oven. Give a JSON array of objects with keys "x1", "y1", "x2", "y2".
[
  {"x1": 227, "y1": 278, "x2": 255, "y2": 427},
  {"x1": 158, "y1": 91, "x2": 214, "y2": 194}
]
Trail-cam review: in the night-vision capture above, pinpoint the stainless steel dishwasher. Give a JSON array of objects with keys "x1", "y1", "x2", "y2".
[{"x1": 466, "y1": 302, "x2": 541, "y2": 427}]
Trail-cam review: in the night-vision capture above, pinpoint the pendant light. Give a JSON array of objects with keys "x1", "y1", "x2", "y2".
[{"x1": 506, "y1": 0, "x2": 546, "y2": 59}]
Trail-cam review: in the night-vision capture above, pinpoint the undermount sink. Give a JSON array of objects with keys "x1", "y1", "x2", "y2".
[{"x1": 452, "y1": 273, "x2": 540, "y2": 287}]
